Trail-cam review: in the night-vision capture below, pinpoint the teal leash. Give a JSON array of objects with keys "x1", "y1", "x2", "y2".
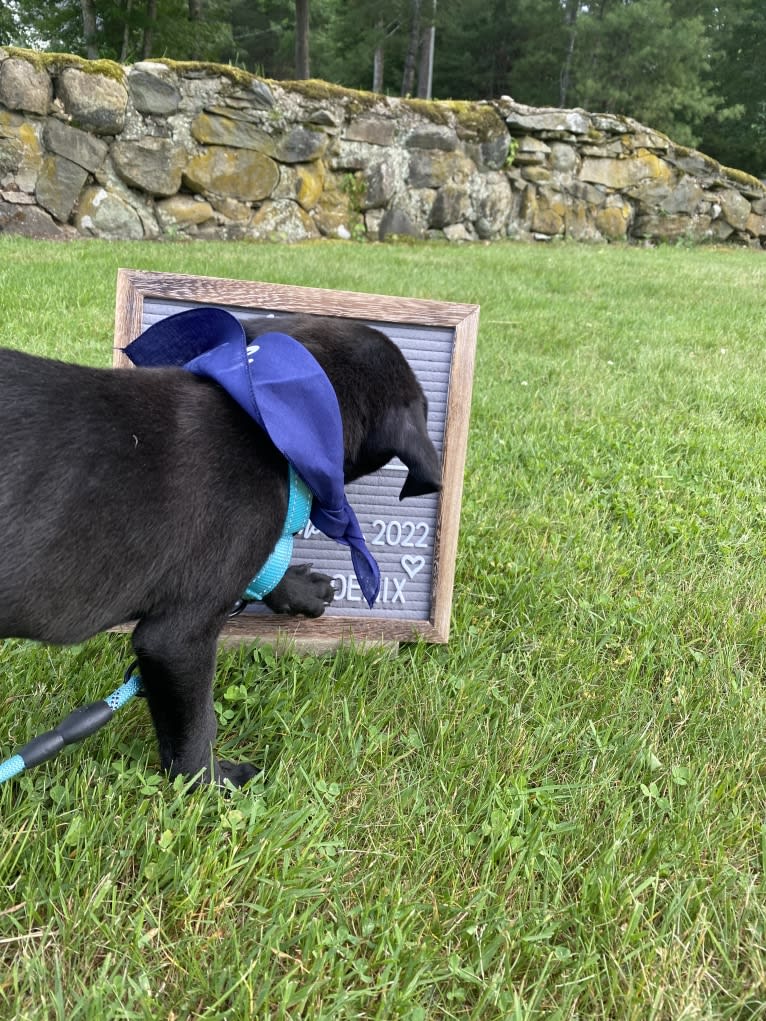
[{"x1": 0, "y1": 663, "x2": 143, "y2": 785}]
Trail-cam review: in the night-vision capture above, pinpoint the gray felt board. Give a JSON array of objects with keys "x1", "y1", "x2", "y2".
[{"x1": 141, "y1": 299, "x2": 454, "y2": 622}]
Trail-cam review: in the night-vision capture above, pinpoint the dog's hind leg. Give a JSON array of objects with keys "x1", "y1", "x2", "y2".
[{"x1": 131, "y1": 611, "x2": 257, "y2": 787}]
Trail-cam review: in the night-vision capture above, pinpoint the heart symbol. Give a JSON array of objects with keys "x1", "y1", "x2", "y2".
[{"x1": 401, "y1": 555, "x2": 425, "y2": 579}]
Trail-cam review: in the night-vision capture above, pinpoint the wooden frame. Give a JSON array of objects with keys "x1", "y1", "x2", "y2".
[{"x1": 113, "y1": 269, "x2": 478, "y2": 646}]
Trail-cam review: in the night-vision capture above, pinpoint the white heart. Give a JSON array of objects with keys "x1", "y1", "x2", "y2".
[{"x1": 401, "y1": 555, "x2": 425, "y2": 579}]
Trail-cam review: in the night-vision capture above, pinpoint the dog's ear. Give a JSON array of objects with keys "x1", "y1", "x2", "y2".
[{"x1": 384, "y1": 404, "x2": 442, "y2": 501}]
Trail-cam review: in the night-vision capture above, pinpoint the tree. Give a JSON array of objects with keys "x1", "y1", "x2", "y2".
[
  {"x1": 295, "y1": 0, "x2": 310, "y2": 77},
  {"x1": 80, "y1": 0, "x2": 98, "y2": 58},
  {"x1": 699, "y1": 0, "x2": 766, "y2": 176},
  {"x1": 566, "y1": 0, "x2": 721, "y2": 146}
]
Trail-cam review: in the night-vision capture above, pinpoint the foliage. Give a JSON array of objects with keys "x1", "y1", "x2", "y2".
[
  {"x1": 2, "y1": 236, "x2": 766, "y2": 1016},
  {"x1": 3, "y1": 0, "x2": 766, "y2": 175}
]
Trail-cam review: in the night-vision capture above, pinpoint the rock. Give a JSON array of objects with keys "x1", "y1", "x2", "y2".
[
  {"x1": 156, "y1": 194, "x2": 215, "y2": 229},
  {"x1": 476, "y1": 133, "x2": 510, "y2": 171},
  {"x1": 506, "y1": 106, "x2": 590, "y2": 135},
  {"x1": 127, "y1": 69, "x2": 181, "y2": 116},
  {"x1": 405, "y1": 126, "x2": 457, "y2": 151},
  {"x1": 549, "y1": 142, "x2": 578, "y2": 174},
  {"x1": 346, "y1": 117, "x2": 396, "y2": 146},
  {"x1": 0, "y1": 57, "x2": 51, "y2": 115},
  {"x1": 514, "y1": 136, "x2": 550, "y2": 163},
  {"x1": 192, "y1": 111, "x2": 328, "y2": 162},
  {"x1": 74, "y1": 185, "x2": 143, "y2": 238},
  {"x1": 0, "y1": 112, "x2": 43, "y2": 191},
  {"x1": 57, "y1": 67, "x2": 128, "y2": 136},
  {"x1": 580, "y1": 150, "x2": 674, "y2": 190},
  {"x1": 312, "y1": 177, "x2": 355, "y2": 237},
  {"x1": 44, "y1": 119, "x2": 108, "y2": 172},
  {"x1": 273, "y1": 125, "x2": 329, "y2": 163},
  {"x1": 361, "y1": 160, "x2": 395, "y2": 209},
  {"x1": 407, "y1": 149, "x2": 473, "y2": 189},
  {"x1": 429, "y1": 183, "x2": 471, "y2": 228},
  {"x1": 632, "y1": 210, "x2": 700, "y2": 240},
  {"x1": 35, "y1": 154, "x2": 88, "y2": 221},
  {"x1": 443, "y1": 222, "x2": 475, "y2": 241},
  {"x1": 716, "y1": 188, "x2": 751, "y2": 230},
  {"x1": 294, "y1": 161, "x2": 326, "y2": 209},
  {"x1": 379, "y1": 207, "x2": 422, "y2": 240},
  {"x1": 521, "y1": 165, "x2": 552, "y2": 184},
  {"x1": 0, "y1": 200, "x2": 70, "y2": 237},
  {"x1": 472, "y1": 171, "x2": 512, "y2": 238},
  {"x1": 111, "y1": 137, "x2": 186, "y2": 196},
  {"x1": 183, "y1": 146, "x2": 279, "y2": 201},
  {"x1": 249, "y1": 199, "x2": 319, "y2": 241},
  {"x1": 249, "y1": 79, "x2": 276, "y2": 110},
  {"x1": 594, "y1": 199, "x2": 631, "y2": 240}
]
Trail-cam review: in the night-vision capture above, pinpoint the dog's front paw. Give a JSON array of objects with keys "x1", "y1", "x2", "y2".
[
  {"x1": 263, "y1": 563, "x2": 335, "y2": 618},
  {"x1": 218, "y1": 760, "x2": 259, "y2": 788}
]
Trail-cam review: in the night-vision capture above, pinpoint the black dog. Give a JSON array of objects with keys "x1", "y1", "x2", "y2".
[{"x1": 0, "y1": 314, "x2": 441, "y2": 786}]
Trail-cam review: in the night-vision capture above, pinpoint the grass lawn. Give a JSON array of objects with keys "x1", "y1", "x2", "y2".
[{"x1": 1, "y1": 235, "x2": 766, "y2": 1019}]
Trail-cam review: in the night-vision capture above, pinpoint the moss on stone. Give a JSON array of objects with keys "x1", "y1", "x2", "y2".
[
  {"x1": 277, "y1": 78, "x2": 380, "y2": 117},
  {"x1": 2, "y1": 47, "x2": 125, "y2": 83},
  {"x1": 673, "y1": 144, "x2": 720, "y2": 174},
  {"x1": 721, "y1": 164, "x2": 766, "y2": 194},
  {"x1": 153, "y1": 58, "x2": 256, "y2": 88}
]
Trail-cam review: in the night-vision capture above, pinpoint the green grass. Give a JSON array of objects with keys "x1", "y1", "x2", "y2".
[{"x1": 1, "y1": 236, "x2": 766, "y2": 1018}]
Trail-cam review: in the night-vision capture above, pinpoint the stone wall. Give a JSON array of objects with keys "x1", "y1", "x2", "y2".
[{"x1": 1, "y1": 46, "x2": 765, "y2": 246}]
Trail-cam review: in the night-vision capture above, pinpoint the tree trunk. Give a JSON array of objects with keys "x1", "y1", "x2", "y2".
[
  {"x1": 142, "y1": 0, "x2": 157, "y2": 59},
  {"x1": 373, "y1": 19, "x2": 384, "y2": 92},
  {"x1": 401, "y1": 0, "x2": 421, "y2": 95},
  {"x1": 559, "y1": 0, "x2": 580, "y2": 106},
  {"x1": 295, "y1": 0, "x2": 310, "y2": 79},
  {"x1": 80, "y1": 0, "x2": 98, "y2": 59},
  {"x1": 416, "y1": 0, "x2": 436, "y2": 99},
  {"x1": 120, "y1": 0, "x2": 133, "y2": 62}
]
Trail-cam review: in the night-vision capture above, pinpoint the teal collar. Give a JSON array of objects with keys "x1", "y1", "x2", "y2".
[{"x1": 243, "y1": 465, "x2": 313, "y2": 601}]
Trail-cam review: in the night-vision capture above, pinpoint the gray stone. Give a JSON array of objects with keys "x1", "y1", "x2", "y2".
[
  {"x1": 127, "y1": 69, "x2": 181, "y2": 116},
  {"x1": 156, "y1": 194, "x2": 215, "y2": 230},
  {"x1": 716, "y1": 188, "x2": 751, "y2": 230},
  {"x1": 249, "y1": 199, "x2": 319, "y2": 241},
  {"x1": 506, "y1": 107, "x2": 590, "y2": 135},
  {"x1": 35, "y1": 154, "x2": 88, "y2": 222},
  {"x1": 74, "y1": 184, "x2": 144, "y2": 238},
  {"x1": 111, "y1": 137, "x2": 186, "y2": 196},
  {"x1": 478, "y1": 133, "x2": 510, "y2": 170},
  {"x1": 192, "y1": 112, "x2": 328, "y2": 162},
  {"x1": 44, "y1": 119, "x2": 108, "y2": 172},
  {"x1": 0, "y1": 200, "x2": 69, "y2": 237},
  {"x1": 379, "y1": 207, "x2": 422, "y2": 240},
  {"x1": 346, "y1": 117, "x2": 396, "y2": 146},
  {"x1": 407, "y1": 149, "x2": 473, "y2": 189},
  {"x1": 405, "y1": 126, "x2": 457, "y2": 151},
  {"x1": 274, "y1": 126, "x2": 329, "y2": 163},
  {"x1": 632, "y1": 211, "x2": 695, "y2": 240},
  {"x1": 549, "y1": 143, "x2": 577, "y2": 174},
  {"x1": 361, "y1": 160, "x2": 395, "y2": 209},
  {"x1": 429, "y1": 184, "x2": 471, "y2": 228},
  {"x1": 472, "y1": 171, "x2": 512, "y2": 239},
  {"x1": 57, "y1": 68, "x2": 128, "y2": 136},
  {"x1": 659, "y1": 177, "x2": 704, "y2": 215},
  {"x1": 0, "y1": 57, "x2": 51, "y2": 115},
  {"x1": 0, "y1": 113, "x2": 43, "y2": 192},
  {"x1": 443, "y1": 222, "x2": 475, "y2": 242},
  {"x1": 183, "y1": 146, "x2": 279, "y2": 202},
  {"x1": 249, "y1": 79, "x2": 276, "y2": 110}
]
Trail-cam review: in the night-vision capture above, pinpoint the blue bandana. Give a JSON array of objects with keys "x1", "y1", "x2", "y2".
[{"x1": 124, "y1": 307, "x2": 381, "y2": 607}]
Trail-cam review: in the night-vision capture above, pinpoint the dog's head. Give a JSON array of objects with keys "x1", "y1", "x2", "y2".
[{"x1": 245, "y1": 315, "x2": 441, "y2": 500}]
